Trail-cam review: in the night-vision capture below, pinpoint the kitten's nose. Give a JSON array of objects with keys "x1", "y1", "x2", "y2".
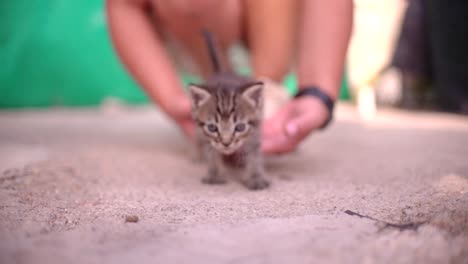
[{"x1": 220, "y1": 135, "x2": 232, "y2": 147}]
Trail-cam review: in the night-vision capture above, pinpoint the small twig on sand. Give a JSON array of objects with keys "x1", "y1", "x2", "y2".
[{"x1": 344, "y1": 210, "x2": 426, "y2": 232}]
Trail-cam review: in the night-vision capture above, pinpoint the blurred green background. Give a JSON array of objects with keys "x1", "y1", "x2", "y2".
[{"x1": 0, "y1": 0, "x2": 349, "y2": 108}]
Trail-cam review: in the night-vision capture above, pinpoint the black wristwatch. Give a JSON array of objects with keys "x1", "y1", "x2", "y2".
[{"x1": 294, "y1": 86, "x2": 335, "y2": 129}]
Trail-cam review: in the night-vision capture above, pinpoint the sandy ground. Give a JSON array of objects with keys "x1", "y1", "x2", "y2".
[{"x1": 1, "y1": 104, "x2": 467, "y2": 264}]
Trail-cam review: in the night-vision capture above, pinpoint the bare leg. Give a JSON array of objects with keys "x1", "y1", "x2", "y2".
[
  {"x1": 152, "y1": 0, "x2": 297, "y2": 82},
  {"x1": 243, "y1": 0, "x2": 298, "y2": 82},
  {"x1": 152, "y1": 0, "x2": 242, "y2": 79}
]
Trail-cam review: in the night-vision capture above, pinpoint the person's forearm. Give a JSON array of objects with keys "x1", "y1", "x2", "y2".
[
  {"x1": 297, "y1": 0, "x2": 353, "y2": 100},
  {"x1": 106, "y1": 0, "x2": 185, "y2": 110}
]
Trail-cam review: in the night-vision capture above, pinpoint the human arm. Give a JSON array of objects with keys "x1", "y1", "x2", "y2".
[
  {"x1": 262, "y1": 0, "x2": 353, "y2": 154},
  {"x1": 106, "y1": 0, "x2": 195, "y2": 139}
]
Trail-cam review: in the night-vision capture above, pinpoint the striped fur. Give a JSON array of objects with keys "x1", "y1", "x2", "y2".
[{"x1": 187, "y1": 31, "x2": 270, "y2": 190}]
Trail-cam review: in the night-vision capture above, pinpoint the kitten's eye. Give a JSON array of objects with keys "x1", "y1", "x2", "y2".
[
  {"x1": 206, "y1": 124, "x2": 218, "y2": 133},
  {"x1": 235, "y1": 123, "x2": 246, "y2": 132}
]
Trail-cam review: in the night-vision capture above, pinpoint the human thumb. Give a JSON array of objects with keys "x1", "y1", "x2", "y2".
[
  {"x1": 284, "y1": 111, "x2": 317, "y2": 142},
  {"x1": 285, "y1": 122, "x2": 298, "y2": 137}
]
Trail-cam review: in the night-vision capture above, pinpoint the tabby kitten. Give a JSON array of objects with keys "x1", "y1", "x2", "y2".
[{"x1": 188, "y1": 30, "x2": 270, "y2": 190}]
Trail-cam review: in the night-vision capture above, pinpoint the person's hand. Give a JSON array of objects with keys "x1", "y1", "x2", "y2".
[
  {"x1": 160, "y1": 94, "x2": 196, "y2": 140},
  {"x1": 261, "y1": 96, "x2": 330, "y2": 154}
]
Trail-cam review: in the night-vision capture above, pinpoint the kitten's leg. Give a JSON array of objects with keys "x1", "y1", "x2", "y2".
[
  {"x1": 241, "y1": 150, "x2": 270, "y2": 190},
  {"x1": 191, "y1": 130, "x2": 207, "y2": 163},
  {"x1": 202, "y1": 151, "x2": 227, "y2": 184}
]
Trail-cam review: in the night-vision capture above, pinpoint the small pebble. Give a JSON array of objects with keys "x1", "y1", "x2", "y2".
[{"x1": 125, "y1": 215, "x2": 139, "y2": 223}]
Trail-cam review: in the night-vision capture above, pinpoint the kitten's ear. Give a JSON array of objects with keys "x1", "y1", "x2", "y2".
[
  {"x1": 188, "y1": 84, "x2": 211, "y2": 108},
  {"x1": 241, "y1": 81, "x2": 263, "y2": 108}
]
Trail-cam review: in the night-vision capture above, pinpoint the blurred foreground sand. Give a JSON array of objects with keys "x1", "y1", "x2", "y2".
[{"x1": 1, "y1": 104, "x2": 468, "y2": 263}]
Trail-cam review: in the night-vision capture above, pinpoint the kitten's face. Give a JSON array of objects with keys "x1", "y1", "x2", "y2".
[{"x1": 189, "y1": 81, "x2": 263, "y2": 155}]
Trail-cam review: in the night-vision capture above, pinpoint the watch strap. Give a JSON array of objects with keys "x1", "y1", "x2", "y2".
[{"x1": 294, "y1": 86, "x2": 335, "y2": 129}]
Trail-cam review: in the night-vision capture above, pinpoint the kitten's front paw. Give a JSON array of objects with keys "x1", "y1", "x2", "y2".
[
  {"x1": 190, "y1": 148, "x2": 206, "y2": 164},
  {"x1": 191, "y1": 154, "x2": 205, "y2": 164},
  {"x1": 243, "y1": 176, "x2": 270, "y2": 190},
  {"x1": 202, "y1": 176, "x2": 227, "y2": 185}
]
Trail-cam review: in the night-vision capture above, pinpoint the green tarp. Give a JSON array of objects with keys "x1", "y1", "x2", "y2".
[{"x1": 0, "y1": 0, "x2": 349, "y2": 108}]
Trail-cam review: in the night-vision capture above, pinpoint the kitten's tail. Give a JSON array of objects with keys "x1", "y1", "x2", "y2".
[{"x1": 201, "y1": 28, "x2": 225, "y2": 74}]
